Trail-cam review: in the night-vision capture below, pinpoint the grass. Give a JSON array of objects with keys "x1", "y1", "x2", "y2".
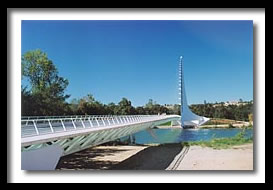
[
  {"x1": 182, "y1": 130, "x2": 253, "y2": 149},
  {"x1": 201, "y1": 126, "x2": 229, "y2": 129},
  {"x1": 158, "y1": 121, "x2": 172, "y2": 126},
  {"x1": 205, "y1": 118, "x2": 248, "y2": 125},
  {"x1": 245, "y1": 124, "x2": 253, "y2": 128},
  {"x1": 205, "y1": 118, "x2": 236, "y2": 125}
]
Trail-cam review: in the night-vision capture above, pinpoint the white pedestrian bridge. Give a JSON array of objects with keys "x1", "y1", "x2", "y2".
[
  {"x1": 21, "y1": 55, "x2": 210, "y2": 170},
  {"x1": 21, "y1": 114, "x2": 180, "y2": 170}
]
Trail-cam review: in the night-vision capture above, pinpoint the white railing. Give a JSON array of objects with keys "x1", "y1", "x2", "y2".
[{"x1": 21, "y1": 115, "x2": 167, "y2": 138}]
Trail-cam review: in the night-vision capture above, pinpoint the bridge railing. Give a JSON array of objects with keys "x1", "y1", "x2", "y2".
[
  {"x1": 21, "y1": 115, "x2": 168, "y2": 138},
  {"x1": 21, "y1": 115, "x2": 161, "y2": 121}
]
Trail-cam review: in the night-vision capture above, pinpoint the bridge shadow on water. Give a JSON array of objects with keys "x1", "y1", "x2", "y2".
[{"x1": 56, "y1": 143, "x2": 183, "y2": 170}]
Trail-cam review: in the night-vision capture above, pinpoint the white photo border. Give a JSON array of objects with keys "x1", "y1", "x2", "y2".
[{"x1": 8, "y1": 8, "x2": 265, "y2": 183}]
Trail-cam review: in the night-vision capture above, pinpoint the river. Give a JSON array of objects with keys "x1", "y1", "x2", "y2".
[{"x1": 121, "y1": 128, "x2": 253, "y2": 144}]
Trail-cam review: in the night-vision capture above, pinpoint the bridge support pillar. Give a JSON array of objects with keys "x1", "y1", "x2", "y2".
[{"x1": 21, "y1": 145, "x2": 63, "y2": 170}]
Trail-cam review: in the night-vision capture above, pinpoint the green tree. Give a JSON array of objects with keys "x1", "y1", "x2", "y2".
[
  {"x1": 21, "y1": 49, "x2": 70, "y2": 116},
  {"x1": 190, "y1": 101, "x2": 253, "y2": 121},
  {"x1": 173, "y1": 104, "x2": 181, "y2": 115},
  {"x1": 116, "y1": 98, "x2": 135, "y2": 115},
  {"x1": 135, "y1": 106, "x2": 146, "y2": 115},
  {"x1": 69, "y1": 98, "x2": 80, "y2": 114},
  {"x1": 248, "y1": 113, "x2": 253, "y2": 124},
  {"x1": 21, "y1": 86, "x2": 33, "y2": 116},
  {"x1": 145, "y1": 99, "x2": 154, "y2": 109},
  {"x1": 107, "y1": 102, "x2": 118, "y2": 115}
]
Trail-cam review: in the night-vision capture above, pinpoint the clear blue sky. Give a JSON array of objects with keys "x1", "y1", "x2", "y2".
[{"x1": 21, "y1": 20, "x2": 253, "y2": 106}]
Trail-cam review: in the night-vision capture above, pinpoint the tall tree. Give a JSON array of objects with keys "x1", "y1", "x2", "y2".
[
  {"x1": 21, "y1": 49, "x2": 70, "y2": 116},
  {"x1": 107, "y1": 102, "x2": 118, "y2": 115},
  {"x1": 116, "y1": 98, "x2": 135, "y2": 115}
]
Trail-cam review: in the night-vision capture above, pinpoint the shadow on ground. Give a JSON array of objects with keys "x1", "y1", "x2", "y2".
[
  {"x1": 110, "y1": 143, "x2": 183, "y2": 170},
  {"x1": 56, "y1": 147, "x2": 129, "y2": 170},
  {"x1": 56, "y1": 143, "x2": 183, "y2": 170}
]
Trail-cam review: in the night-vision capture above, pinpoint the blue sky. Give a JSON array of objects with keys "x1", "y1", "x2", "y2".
[{"x1": 21, "y1": 20, "x2": 253, "y2": 106}]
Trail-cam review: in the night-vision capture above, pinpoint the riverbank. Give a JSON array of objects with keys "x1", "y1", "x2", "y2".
[
  {"x1": 199, "y1": 123, "x2": 251, "y2": 129},
  {"x1": 154, "y1": 125, "x2": 182, "y2": 129},
  {"x1": 156, "y1": 123, "x2": 252, "y2": 129},
  {"x1": 155, "y1": 118, "x2": 251, "y2": 129},
  {"x1": 56, "y1": 143, "x2": 253, "y2": 170}
]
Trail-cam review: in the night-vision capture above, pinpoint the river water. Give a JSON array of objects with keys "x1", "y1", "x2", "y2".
[{"x1": 121, "y1": 128, "x2": 253, "y2": 145}]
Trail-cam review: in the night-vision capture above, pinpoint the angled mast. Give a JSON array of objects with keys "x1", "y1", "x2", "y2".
[{"x1": 179, "y1": 56, "x2": 210, "y2": 128}]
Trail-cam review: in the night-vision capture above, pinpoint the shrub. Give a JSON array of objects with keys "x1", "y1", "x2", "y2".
[{"x1": 228, "y1": 123, "x2": 235, "y2": 128}]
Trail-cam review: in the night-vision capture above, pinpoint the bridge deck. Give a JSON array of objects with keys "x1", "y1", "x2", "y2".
[
  {"x1": 21, "y1": 115, "x2": 181, "y2": 169},
  {"x1": 22, "y1": 115, "x2": 180, "y2": 147}
]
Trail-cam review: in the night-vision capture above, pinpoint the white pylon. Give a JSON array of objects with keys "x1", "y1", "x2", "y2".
[{"x1": 179, "y1": 56, "x2": 210, "y2": 128}]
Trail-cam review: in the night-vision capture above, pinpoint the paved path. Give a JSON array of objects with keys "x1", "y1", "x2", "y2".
[{"x1": 168, "y1": 144, "x2": 253, "y2": 170}]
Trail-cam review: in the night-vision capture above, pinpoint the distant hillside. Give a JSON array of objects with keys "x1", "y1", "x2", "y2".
[{"x1": 189, "y1": 100, "x2": 253, "y2": 121}]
